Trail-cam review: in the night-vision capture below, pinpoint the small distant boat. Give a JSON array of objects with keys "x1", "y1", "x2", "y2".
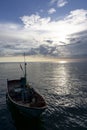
[{"x1": 6, "y1": 56, "x2": 47, "y2": 117}]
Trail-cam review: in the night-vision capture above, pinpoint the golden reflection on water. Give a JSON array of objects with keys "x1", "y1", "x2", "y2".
[{"x1": 53, "y1": 64, "x2": 70, "y2": 95}]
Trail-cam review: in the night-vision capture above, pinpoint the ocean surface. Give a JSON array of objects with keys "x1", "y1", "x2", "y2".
[{"x1": 0, "y1": 61, "x2": 87, "y2": 130}]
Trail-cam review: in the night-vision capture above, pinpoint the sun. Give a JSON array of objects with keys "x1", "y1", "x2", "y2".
[{"x1": 59, "y1": 60, "x2": 67, "y2": 64}]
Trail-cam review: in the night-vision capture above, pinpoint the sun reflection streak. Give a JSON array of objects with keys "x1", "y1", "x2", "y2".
[{"x1": 53, "y1": 64, "x2": 70, "y2": 95}]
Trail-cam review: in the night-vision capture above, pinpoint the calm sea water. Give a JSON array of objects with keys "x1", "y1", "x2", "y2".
[{"x1": 0, "y1": 61, "x2": 87, "y2": 130}]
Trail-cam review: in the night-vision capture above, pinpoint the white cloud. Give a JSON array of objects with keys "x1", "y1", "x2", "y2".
[
  {"x1": 57, "y1": 0, "x2": 68, "y2": 7},
  {"x1": 0, "y1": 9, "x2": 87, "y2": 57},
  {"x1": 65, "y1": 9, "x2": 87, "y2": 25},
  {"x1": 20, "y1": 9, "x2": 87, "y2": 44},
  {"x1": 20, "y1": 14, "x2": 51, "y2": 29},
  {"x1": 50, "y1": 0, "x2": 58, "y2": 5},
  {"x1": 50, "y1": 0, "x2": 68, "y2": 7},
  {"x1": 48, "y1": 8, "x2": 56, "y2": 14}
]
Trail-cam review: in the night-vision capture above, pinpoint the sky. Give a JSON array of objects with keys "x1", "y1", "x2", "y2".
[{"x1": 0, "y1": 0, "x2": 87, "y2": 59}]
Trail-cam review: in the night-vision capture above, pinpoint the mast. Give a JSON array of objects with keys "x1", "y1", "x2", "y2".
[{"x1": 24, "y1": 53, "x2": 27, "y2": 85}]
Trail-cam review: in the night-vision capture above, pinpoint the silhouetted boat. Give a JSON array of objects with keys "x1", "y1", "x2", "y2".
[{"x1": 6, "y1": 57, "x2": 47, "y2": 117}]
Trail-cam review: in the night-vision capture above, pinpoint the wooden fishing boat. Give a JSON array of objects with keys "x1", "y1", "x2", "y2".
[{"x1": 6, "y1": 61, "x2": 47, "y2": 117}]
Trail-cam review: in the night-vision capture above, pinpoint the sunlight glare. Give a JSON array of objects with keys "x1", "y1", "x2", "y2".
[{"x1": 59, "y1": 60, "x2": 67, "y2": 64}]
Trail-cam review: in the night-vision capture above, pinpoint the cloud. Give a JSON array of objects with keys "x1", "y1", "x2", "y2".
[
  {"x1": 48, "y1": 8, "x2": 56, "y2": 14},
  {"x1": 57, "y1": 0, "x2": 68, "y2": 7},
  {"x1": 20, "y1": 14, "x2": 51, "y2": 29},
  {"x1": 28, "y1": 30, "x2": 87, "y2": 58},
  {"x1": 50, "y1": 0, "x2": 68, "y2": 7},
  {"x1": 20, "y1": 9, "x2": 87, "y2": 44},
  {"x1": 50, "y1": 0, "x2": 57, "y2": 5},
  {"x1": 44, "y1": 40, "x2": 53, "y2": 44},
  {"x1": 0, "y1": 9, "x2": 87, "y2": 57},
  {"x1": 65, "y1": 9, "x2": 87, "y2": 25}
]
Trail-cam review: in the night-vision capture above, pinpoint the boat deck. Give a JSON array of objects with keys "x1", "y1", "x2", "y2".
[{"x1": 7, "y1": 80, "x2": 46, "y2": 108}]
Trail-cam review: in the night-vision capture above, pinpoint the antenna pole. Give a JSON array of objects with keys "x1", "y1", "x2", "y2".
[{"x1": 24, "y1": 53, "x2": 27, "y2": 85}]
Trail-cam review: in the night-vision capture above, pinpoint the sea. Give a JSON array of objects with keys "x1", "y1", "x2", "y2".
[{"x1": 0, "y1": 61, "x2": 87, "y2": 130}]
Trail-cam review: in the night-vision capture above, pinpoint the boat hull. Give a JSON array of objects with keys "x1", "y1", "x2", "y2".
[
  {"x1": 6, "y1": 93, "x2": 46, "y2": 118},
  {"x1": 6, "y1": 79, "x2": 47, "y2": 118}
]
